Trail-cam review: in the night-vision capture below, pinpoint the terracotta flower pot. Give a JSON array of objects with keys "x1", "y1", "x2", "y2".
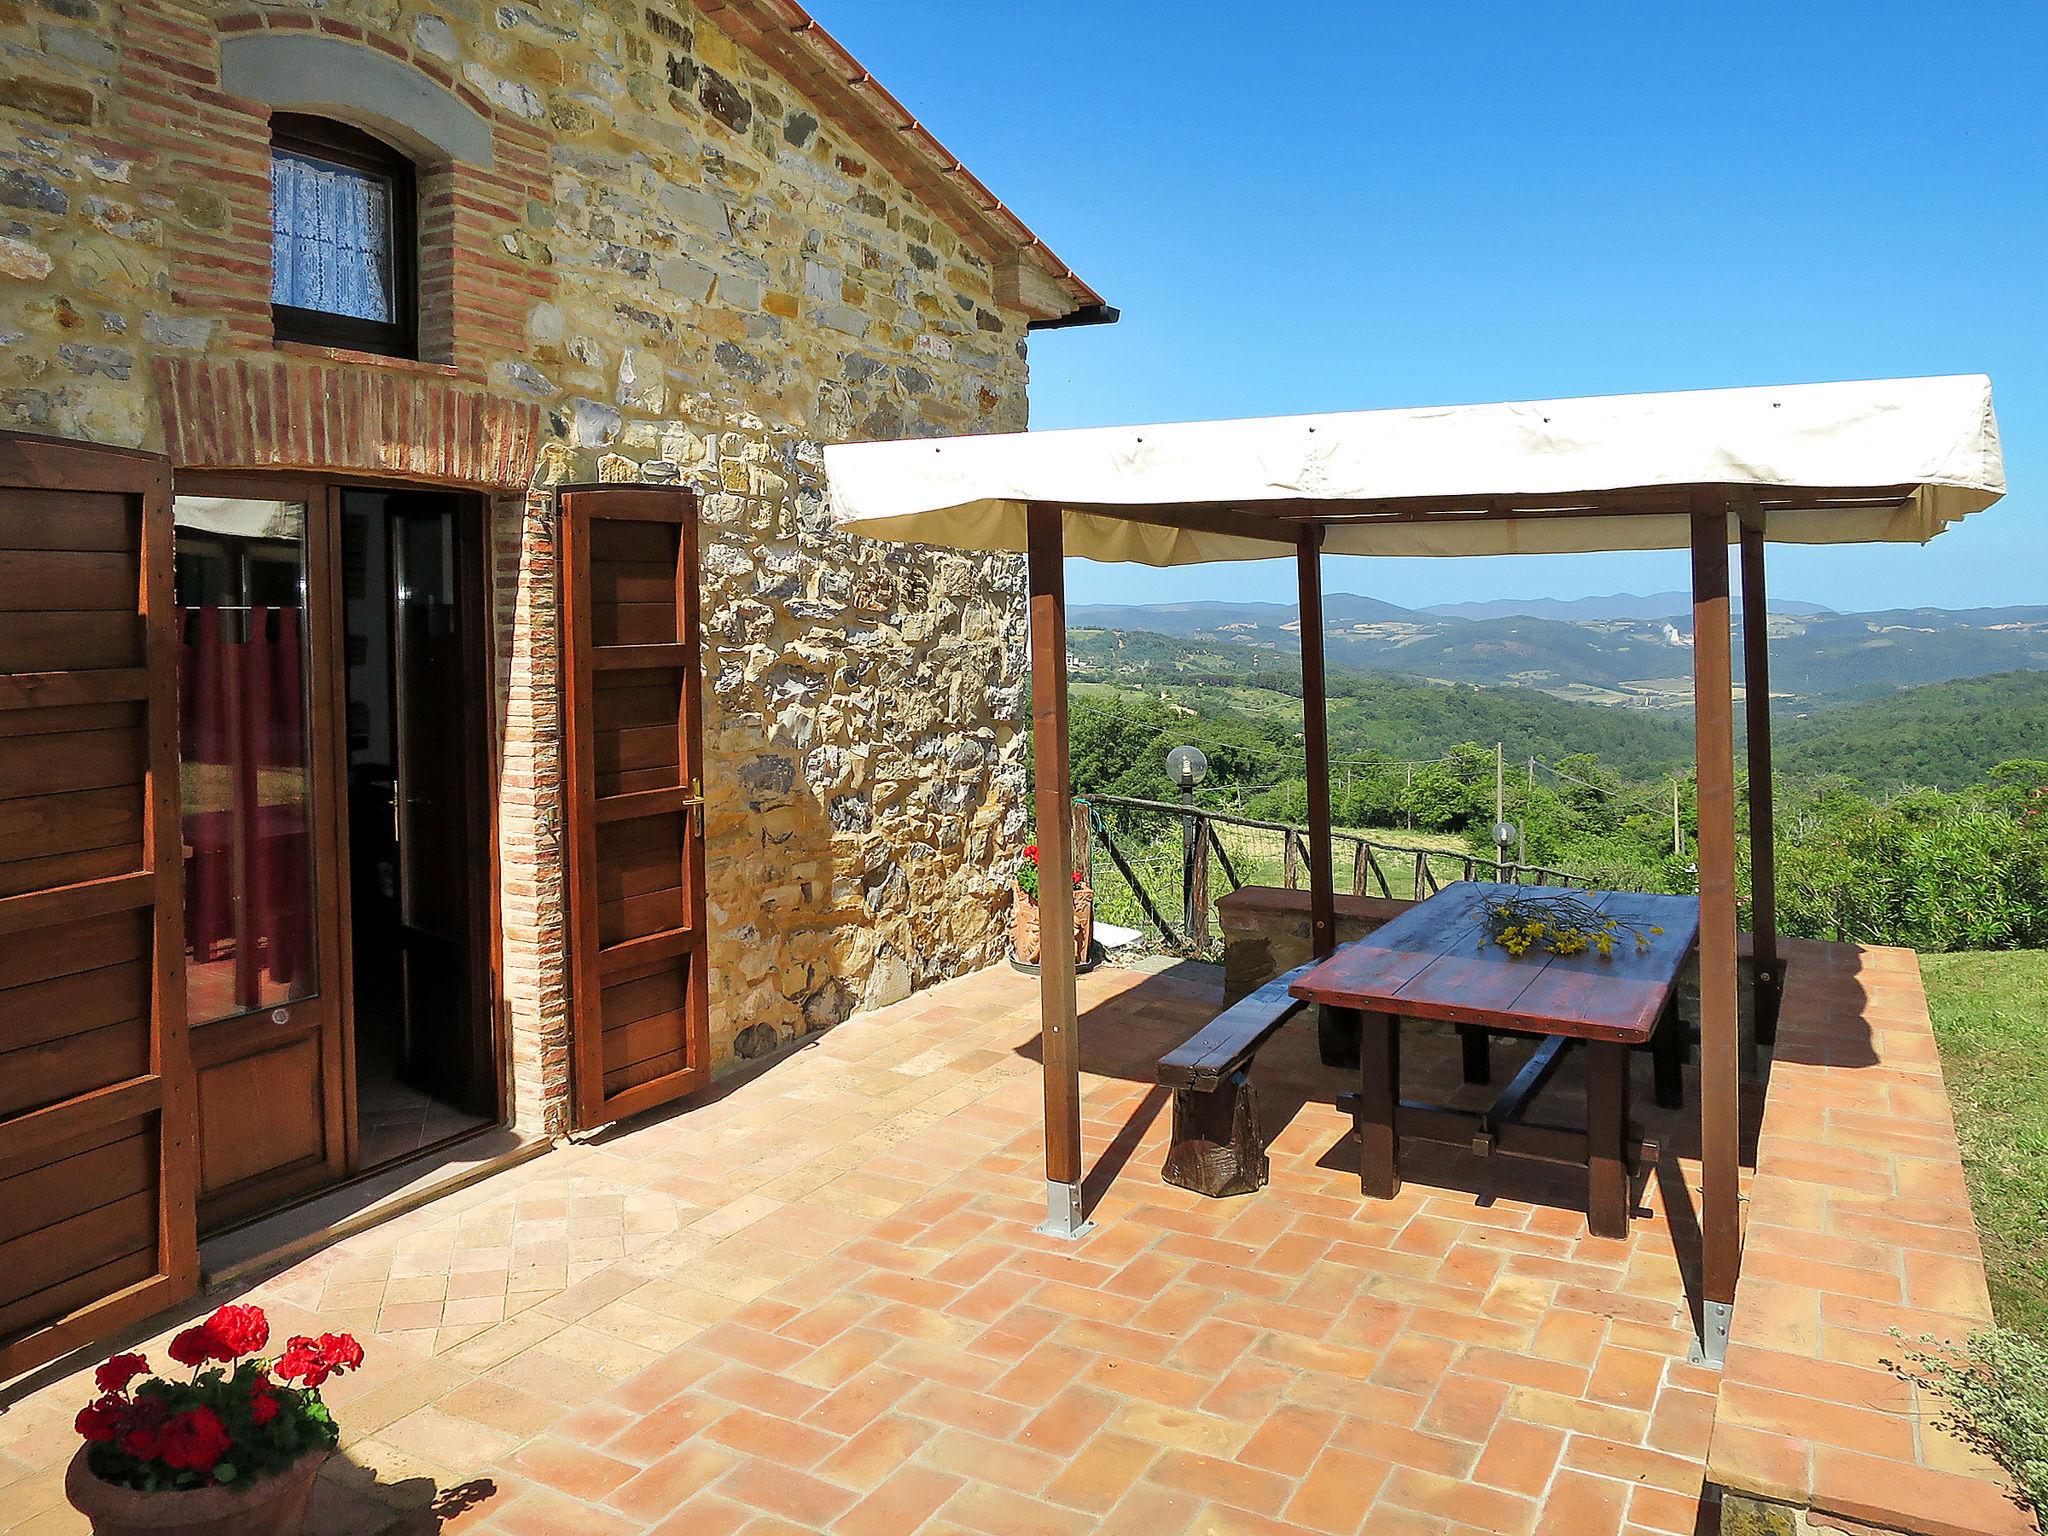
[
  {"x1": 67, "y1": 1448, "x2": 328, "y2": 1536},
  {"x1": 1009, "y1": 885, "x2": 1094, "y2": 967}
]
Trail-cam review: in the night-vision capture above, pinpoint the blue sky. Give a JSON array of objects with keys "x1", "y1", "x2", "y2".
[{"x1": 828, "y1": 2, "x2": 2044, "y2": 613}]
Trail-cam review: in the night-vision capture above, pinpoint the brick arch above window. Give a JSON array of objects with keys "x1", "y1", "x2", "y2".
[
  {"x1": 219, "y1": 31, "x2": 494, "y2": 168},
  {"x1": 154, "y1": 355, "x2": 543, "y2": 493}
]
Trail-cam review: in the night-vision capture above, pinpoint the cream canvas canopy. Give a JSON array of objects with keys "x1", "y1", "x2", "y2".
[
  {"x1": 825, "y1": 373, "x2": 2002, "y2": 563},
  {"x1": 823, "y1": 372, "x2": 2004, "y2": 1364}
]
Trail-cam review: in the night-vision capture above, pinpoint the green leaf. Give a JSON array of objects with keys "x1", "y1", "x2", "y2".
[{"x1": 214, "y1": 1463, "x2": 237, "y2": 1483}]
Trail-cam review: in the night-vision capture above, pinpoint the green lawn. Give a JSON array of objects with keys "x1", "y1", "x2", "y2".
[{"x1": 1922, "y1": 950, "x2": 2048, "y2": 1334}]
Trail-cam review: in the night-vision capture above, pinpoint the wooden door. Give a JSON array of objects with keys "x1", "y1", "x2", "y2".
[
  {"x1": 0, "y1": 432, "x2": 198, "y2": 1379},
  {"x1": 560, "y1": 485, "x2": 709, "y2": 1129},
  {"x1": 172, "y1": 476, "x2": 349, "y2": 1228},
  {"x1": 388, "y1": 498, "x2": 493, "y2": 1116}
]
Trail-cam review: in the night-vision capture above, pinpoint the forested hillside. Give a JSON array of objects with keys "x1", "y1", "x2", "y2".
[
  {"x1": 1070, "y1": 629, "x2": 1693, "y2": 790},
  {"x1": 1065, "y1": 629, "x2": 2048, "y2": 956},
  {"x1": 1773, "y1": 671, "x2": 2048, "y2": 789}
]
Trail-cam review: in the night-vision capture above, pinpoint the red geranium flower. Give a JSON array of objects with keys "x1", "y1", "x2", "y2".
[
  {"x1": 74, "y1": 1394, "x2": 126, "y2": 1443},
  {"x1": 157, "y1": 1406, "x2": 232, "y2": 1473},
  {"x1": 94, "y1": 1353, "x2": 150, "y2": 1395},
  {"x1": 202, "y1": 1304, "x2": 269, "y2": 1359},
  {"x1": 275, "y1": 1332, "x2": 363, "y2": 1387},
  {"x1": 166, "y1": 1326, "x2": 221, "y2": 1369},
  {"x1": 247, "y1": 1385, "x2": 279, "y2": 1426},
  {"x1": 119, "y1": 1397, "x2": 171, "y2": 1459}
]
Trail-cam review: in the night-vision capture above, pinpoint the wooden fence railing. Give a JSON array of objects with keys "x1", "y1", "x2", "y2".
[{"x1": 1077, "y1": 792, "x2": 1584, "y2": 954}]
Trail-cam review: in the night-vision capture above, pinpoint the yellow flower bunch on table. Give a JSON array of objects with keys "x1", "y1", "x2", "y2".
[{"x1": 1478, "y1": 893, "x2": 1663, "y2": 961}]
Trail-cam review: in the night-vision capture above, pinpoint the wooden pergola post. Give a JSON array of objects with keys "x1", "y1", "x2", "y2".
[
  {"x1": 1691, "y1": 491, "x2": 1742, "y2": 1362},
  {"x1": 1298, "y1": 528, "x2": 1336, "y2": 959},
  {"x1": 1026, "y1": 502, "x2": 1089, "y2": 1239},
  {"x1": 1739, "y1": 520, "x2": 1781, "y2": 1048}
]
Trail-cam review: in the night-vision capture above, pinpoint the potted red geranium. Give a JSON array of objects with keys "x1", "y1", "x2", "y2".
[
  {"x1": 66, "y1": 1304, "x2": 363, "y2": 1536},
  {"x1": 1009, "y1": 842, "x2": 1094, "y2": 972}
]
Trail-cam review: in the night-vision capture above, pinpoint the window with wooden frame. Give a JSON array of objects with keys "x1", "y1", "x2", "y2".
[{"x1": 269, "y1": 113, "x2": 417, "y2": 358}]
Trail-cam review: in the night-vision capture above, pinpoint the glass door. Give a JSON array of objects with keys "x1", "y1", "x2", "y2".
[{"x1": 173, "y1": 477, "x2": 348, "y2": 1227}]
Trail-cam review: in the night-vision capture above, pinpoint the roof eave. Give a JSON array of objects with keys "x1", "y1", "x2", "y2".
[{"x1": 699, "y1": 1, "x2": 1110, "y2": 326}]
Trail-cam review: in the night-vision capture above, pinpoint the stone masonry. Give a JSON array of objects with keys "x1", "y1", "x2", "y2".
[{"x1": 0, "y1": 0, "x2": 1099, "y2": 1134}]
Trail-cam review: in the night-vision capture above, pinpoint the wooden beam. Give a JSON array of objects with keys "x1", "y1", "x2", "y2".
[
  {"x1": 1690, "y1": 492, "x2": 1743, "y2": 1328},
  {"x1": 1297, "y1": 528, "x2": 1336, "y2": 958},
  {"x1": 1056, "y1": 482, "x2": 1920, "y2": 532},
  {"x1": 1026, "y1": 502, "x2": 1085, "y2": 1229},
  {"x1": 1740, "y1": 523, "x2": 1780, "y2": 1048}
]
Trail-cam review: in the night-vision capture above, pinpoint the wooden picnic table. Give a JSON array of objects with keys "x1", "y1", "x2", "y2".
[{"x1": 1290, "y1": 881, "x2": 1700, "y2": 1237}]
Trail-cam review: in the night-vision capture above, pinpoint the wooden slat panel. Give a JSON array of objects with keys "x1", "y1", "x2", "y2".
[
  {"x1": 600, "y1": 967, "x2": 686, "y2": 1031},
  {"x1": 589, "y1": 642, "x2": 691, "y2": 672},
  {"x1": 0, "y1": 843, "x2": 138, "y2": 899},
  {"x1": 588, "y1": 520, "x2": 675, "y2": 562},
  {"x1": 598, "y1": 765, "x2": 682, "y2": 797},
  {"x1": 597, "y1": 884, "x2": 686, "y2": 946},
  {"x1": 0, "y1": 1249, "x2": 156, "y2": 1343},
  {"x1": 0, "y1": 700, "x2": 143, "y2": 738},
  {"x1": 0, "y1": 432, "x2": 191, "y2": 1381},
  {"x1": 590, "y1": 601, "x2": 677, "y2": 647},
  {"x1": 589, "y1": 559, "x2": 678, "y2": 606},
  {"x1": 0, "y1": 1124, "x2": 151, "y2": 1246},
  {"x1": 592, "y1": 678, "x2": 681, "y2": 732},
  {"x1": 595, "y1": 723, "x2": 680, "y2": 776},
  {"x1": 595, "y1": 814, "x2": 684, "y2": 857},
  {"x1": 0, "y1": 1077, "x2": 159, "y2": 1169},
  {"x1": 0, "y1": 669, "x2": 150, "y2": 712},
  {"x1": 603, "y1": 1046, "x2": 687, "y2": 1096},
  {"x1": 0, "y1": 908, "x2": 145, "y2": 991},
  {"x1": 594, "y1": 785, "x2": 697, "y2": 824},
  {"x1": 0, "y1": 1016, "x2": 151, "y2": 1119},
  {"x1": 0, "y1": 549, "x2": 135, "y2": 610},
  {"x1": 601, "y1": 1010, "x2": 689, "y2": 1077},
  {"x1": 0, "y1": 868, "x2": 154, "y2": 936},
  {"x1": 0, "y1": 958, "x2": 149, "y2": 1053},
  {"x1": 595, "y1": 832, "x2": 686, "y2": 905},
  {"x1": 0, "y1": 726, "x2": 143, "y2": 800},
  {"x1": 597, "y1": 927, "x2": 696, "y2": 979},
  {"x1": 561, "y1": 486, "x2": 707, "y2": 1131},
  {"x1": 0, "y1": 610, "x2": 142, "y2": 671},
  {"x1": 0, "y1": 784, "x2": 142, "y2": 863},
  {"x1": 0, "y1": 487, "x2": 138, "y2": 550},
  {"x1": 0, "y1": 1189, "x2": 155, "y2": 1318}
]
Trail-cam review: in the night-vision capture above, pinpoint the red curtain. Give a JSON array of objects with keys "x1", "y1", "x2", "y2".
[{"x1": 178, "y1": 604, "x2": 313, "y2": 1020}]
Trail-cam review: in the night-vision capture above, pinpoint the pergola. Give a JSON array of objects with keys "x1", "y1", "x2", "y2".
[{"x1": 823, "y1": 373, "x2": 2003, "y2": 1356}]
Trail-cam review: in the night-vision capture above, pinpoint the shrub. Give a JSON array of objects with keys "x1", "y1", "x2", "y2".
[{"x1": 1898, "y1": 1328, "x2": 2048, "y2": 1519}]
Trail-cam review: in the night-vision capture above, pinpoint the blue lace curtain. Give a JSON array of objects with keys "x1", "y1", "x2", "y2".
[{"x1": 270, "y1": 151, "x2": 393, "y2": 322}]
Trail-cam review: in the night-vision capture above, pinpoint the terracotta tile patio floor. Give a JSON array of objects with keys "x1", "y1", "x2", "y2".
[{"x1": 0, "y1": 948, "x2": 2018, "y2": 1534}]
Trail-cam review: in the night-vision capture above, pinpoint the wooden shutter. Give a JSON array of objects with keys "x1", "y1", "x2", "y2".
[
  {"x1": 559, "y1": 485, "x2": 709, "y2": 1129},
  {"x1": 0, "y1": 432, "x2": 197, "y2": 1378}
]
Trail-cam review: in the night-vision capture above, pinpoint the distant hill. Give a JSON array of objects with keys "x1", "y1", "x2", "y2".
[
  {"x1": 1424, "y1": 591, "x2": 1834, "y2": 621},
  {"x1": 1069, "y1": 594, "x2": 2048, "y2": 708},
  {"x1": 1771, "y1": 670, "x2": 2048, "y2": 789},
  {"x1": 1069, "y1": 628, "x2": 1695, "y2": 778},
  {"x1": 1069, "y1": 595, "x2": 1412, "y2": 635}
]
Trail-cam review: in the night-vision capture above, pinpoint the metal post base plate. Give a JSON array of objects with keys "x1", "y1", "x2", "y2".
[
  {"x1": 1034, "y1": 1180, "x2": 1095, "y2": 1241},
  {"x1": 1690, "y1": 1299, "x2": 1732, "y2": 1367}
]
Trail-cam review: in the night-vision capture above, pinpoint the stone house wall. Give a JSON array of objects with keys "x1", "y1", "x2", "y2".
[{"x1": 0, "y1": 0, "x2": 1062, "y2": 1135}]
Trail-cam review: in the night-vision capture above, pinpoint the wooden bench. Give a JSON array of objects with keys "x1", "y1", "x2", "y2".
[{"x1": 1157, "y1": 963, "x2": 1312, "y2": 1197}]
